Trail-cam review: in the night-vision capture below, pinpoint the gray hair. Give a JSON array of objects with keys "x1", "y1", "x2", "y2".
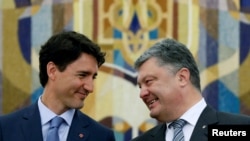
[{"x1": 134, "y1": 38, "x2": 201, "y2": 91}]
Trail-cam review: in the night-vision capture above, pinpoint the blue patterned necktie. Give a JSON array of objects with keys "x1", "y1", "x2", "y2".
[
  {"x1": 170, "y1": 119, "x2": 187, "y2": 141},
  {"x1": 46, "y1": 116, "x2": 64, "y2": 141}
]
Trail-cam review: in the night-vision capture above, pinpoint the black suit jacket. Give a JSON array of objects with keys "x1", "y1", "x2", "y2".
[
  {"x1": 0, "y1": 102, "x2": 115, "y2": 141},
  {"x1": 131, "y1": 105, "x2": 250, "y2": 141}
]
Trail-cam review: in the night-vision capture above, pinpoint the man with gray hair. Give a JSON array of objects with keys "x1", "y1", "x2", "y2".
[{"x1": 131, "y1": 38, "x2": 250, "y2": 141}]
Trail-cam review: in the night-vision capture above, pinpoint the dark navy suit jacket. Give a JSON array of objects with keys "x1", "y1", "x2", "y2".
[
  {"x1": 131, "y1": 105, "x2": 250, "y2": 141},
  {"x1": 0, "y1": 102, "x2": 116, "y2": 141}
]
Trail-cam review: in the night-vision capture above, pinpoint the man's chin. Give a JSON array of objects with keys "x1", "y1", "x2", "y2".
[
  {"x1": 149, "y1": 111, "x2": 157, "y2": 118},
  {"x1": 71, "y1": 102, "x2": 84, "y2": 109}
]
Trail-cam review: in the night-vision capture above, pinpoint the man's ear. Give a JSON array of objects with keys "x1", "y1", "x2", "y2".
[
  {"x1": 47, "y1": 62, "x2": 57, "y2": 80},
  {"x1": 177, "y1": 68, "x2": 190, "y2": 86}
]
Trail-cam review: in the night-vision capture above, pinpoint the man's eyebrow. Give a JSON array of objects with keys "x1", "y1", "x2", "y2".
[
  {"x1": 139, "y1": 75, "x2": 152, "y2": 81},
  {"x1": 78, "y1": 71, "x2": 98, "y2": 76}
]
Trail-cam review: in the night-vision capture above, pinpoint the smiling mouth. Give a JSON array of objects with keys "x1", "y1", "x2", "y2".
[
  {"x1": 77, "y1": 90, "x2": 89, "y2": 95},
  {"x1": 76, "y1": 92, "x2": 88, "y2": 99},
  {"x1": 148, "y1": 98, "x2": 158, "y2": 107}
]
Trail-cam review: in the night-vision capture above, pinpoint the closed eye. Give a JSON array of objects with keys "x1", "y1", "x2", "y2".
[
  {"x1": 145, "y1": 79, "x2": 153, "y2": 85},
  {"x1": 137, "y1": 79, "x2": 154, "y2": 89}
]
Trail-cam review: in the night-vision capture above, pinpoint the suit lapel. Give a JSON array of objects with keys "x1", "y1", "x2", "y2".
[
  {"x1": 150, "y1": 123, "x2": 166, "y2": 141},
  {"x1": 21, "y1": 103, "x2": 43, "y2": 141},
  {"x1": 190, "y1": 106, "x2": 218, "y2": 141},
  {"x1": 67, "y1": 110, "x2": 90, "y2": 141}
]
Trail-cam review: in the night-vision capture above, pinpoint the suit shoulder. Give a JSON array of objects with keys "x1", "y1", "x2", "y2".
[
  {"x1": 0, "y1": 104, "x2": 37, "y2": 130},
  {"x1": 0, "y1": 104, "x2": 35, "y2": 121},
  {"x1": 217, "y1": 111, "x2": 250, "y2": 124},
  {"x1": 131, "y1": 123, "x2": 165, "y2": 141}
]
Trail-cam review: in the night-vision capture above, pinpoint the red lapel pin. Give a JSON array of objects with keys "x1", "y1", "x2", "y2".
[{"x1": 79, "y1": 133, "x2": 84, "y2": 138}]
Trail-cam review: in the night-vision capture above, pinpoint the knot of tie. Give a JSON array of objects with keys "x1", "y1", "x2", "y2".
[
  {"x1": 50, "y1": 116, "x2": 64, "y2": 128},
  {"x1": 170, "y1": 119, "x2": 187, "y2": 129}
]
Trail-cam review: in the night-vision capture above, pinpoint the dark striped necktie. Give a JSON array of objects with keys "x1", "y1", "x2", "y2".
[{"x1": 170, "y1": 119, "x2": 187, "y2": 141}]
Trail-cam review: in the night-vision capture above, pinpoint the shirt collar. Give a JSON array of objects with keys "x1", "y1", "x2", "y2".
[
  {"x1": 38, "y1": 95, "x2": 75, "y2": 126},
  {"x1": 181, "y1": 98, "x2": 207, "y2": 126},
  {"x1": 167, "y1": 98, "x2": 207, "y2": 128}
]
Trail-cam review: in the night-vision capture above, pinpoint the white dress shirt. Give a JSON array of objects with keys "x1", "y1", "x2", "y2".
[
  {"x1": 38, "y1": 96, "x2": 75, "y2": 141},
  {"x1": 165, "y1": 98, "x2": 207, "y2": 141}
]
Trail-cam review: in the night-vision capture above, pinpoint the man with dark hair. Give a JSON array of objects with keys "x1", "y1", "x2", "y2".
[
  {"x1": 131, "y1": 38, "x2": 250, "y2": 141},
  {"x1": 0, "y1": 31, "x2": 116, "y2": 141}
]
